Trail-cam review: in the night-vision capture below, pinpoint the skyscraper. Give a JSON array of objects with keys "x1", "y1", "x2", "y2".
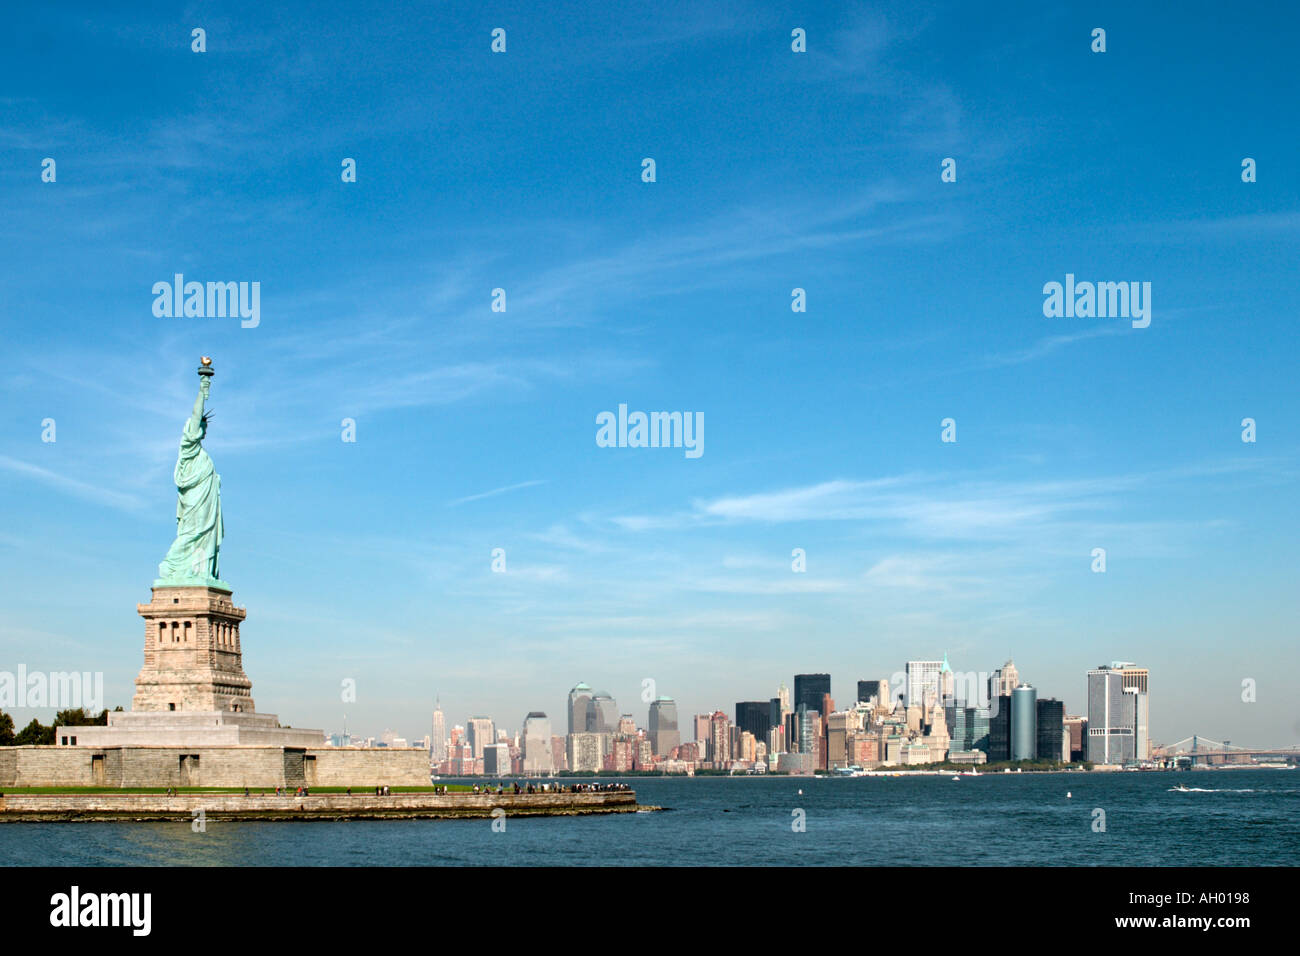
[
  {"x1": 793, "y1": 674, "x2": 831, "y2": 714},
  {"x1": 905, "y1": 660, "x2": 942, "y2": 710},
  {"x1": 567, "y1": 683, "x2": 593, "y2": 736},
  {"x1": 988, "y1": 696, "x2": 1012, "y2": 762},
  {"x1": 1064, "y1": 716, "x2": 1086, "y2": 762},
  {"x1": 857, "y1": 680, "x2": 883, "y2": 706},
  {"x1": 585, "y1": 693, "x2": 619, "y2": 734},
  {"x1": 947, "y1": 704, "x2": 991, "y2": 755},
  {"x1": 567, "y1": 733, "x2": 602, "y2": 773},
  {"x1": 708, "y1": 711, "x2": 730, "y2": 764},
  {"x1": 648, "y1": 697, "x2": 680, "y2": 756},
  {"x1": 466, "y1": 716, "x2": 494, "y2": 759},
  {"x1": 1118, "y1": 665, "x2": 1150, "y2": 760},
  {"x1": 483, "y1": 742, "x2": 510, "y2": 776},
  {"x1": 797, "y1": 706, "x2": 820, "y2": 756},
  {"x1": 521, "y1": 711, "x2": 553, "y2": 774},
  {"x1": 938, "y1": 652, "x2": 955, "y2": 704},
  {"x1": 988, "y1": 660, "x2": 1019, "y2": 705},
  {"x1": 1087, "y1": 664, "x2": 1139, "y2": 765},
  {"x1": 1011, "y1": 685, "x2": 1037, "y2": 761},
  {"x1": 1036, "y1": 698, "x2": 1065, "y2": 763},
  {"x1": 694, "y1": 713, "x2": 711, "y2": 744},
  {"x1": 430, "y1": 702, "x2": 447, "y2": 765},
  {"x1": 735, "y1": 701, "x2": 770, "y2": 744}
]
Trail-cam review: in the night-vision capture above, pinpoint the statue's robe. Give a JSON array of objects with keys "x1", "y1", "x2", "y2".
[{"x1": 157, "y1": 409, "x2": 223, "y2": 582}]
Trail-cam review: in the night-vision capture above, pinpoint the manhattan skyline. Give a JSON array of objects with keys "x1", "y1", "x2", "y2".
[{"x1": 1, "y1": 2, "x2": 1297, "y2": 749}]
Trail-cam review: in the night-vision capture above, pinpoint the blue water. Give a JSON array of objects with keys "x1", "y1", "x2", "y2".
[{"x1": 3, "y1": 770, "x2": 1297, "y2": 866}]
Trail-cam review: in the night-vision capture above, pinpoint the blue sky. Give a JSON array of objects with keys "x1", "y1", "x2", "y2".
[{"x1": 1, "y1": 1, "x2": 1297, "y2": 748}]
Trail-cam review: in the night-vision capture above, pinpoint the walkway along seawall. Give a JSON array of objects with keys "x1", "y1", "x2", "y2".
[{"x1": 0, "y1": 789, "x2": 653, "y2": 821}]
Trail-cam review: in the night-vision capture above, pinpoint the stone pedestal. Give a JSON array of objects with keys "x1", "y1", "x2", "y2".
[
  {"x1": 60, "y1": 583, "x2": 324, "y2": 751},
  {"x1": 69, "y1": 712, "x2": 325, "y2": 749},
  {"x1": 132, "y1": 585, "x2": 255, "y2": 713}
]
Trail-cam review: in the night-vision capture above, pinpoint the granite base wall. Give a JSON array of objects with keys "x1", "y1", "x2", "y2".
[{"x1": 0, "y1": 746, "x2": 429, "y2": 789}]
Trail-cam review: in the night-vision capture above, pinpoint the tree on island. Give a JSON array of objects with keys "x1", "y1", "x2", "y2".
[
  {"x1": 53, "y1": 708, "x2": 109, "y2": 727},
  {"x1": 14, "y1": 718, "x2": 54, "y2": 746},
  {"x1": 0, "y1": 708, "x2": 113, "y2": 745}
]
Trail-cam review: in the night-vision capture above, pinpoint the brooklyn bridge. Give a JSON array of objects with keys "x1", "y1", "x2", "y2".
[{"x1": 1151, "y1": 736, "x2": 1300, "y2": 767}]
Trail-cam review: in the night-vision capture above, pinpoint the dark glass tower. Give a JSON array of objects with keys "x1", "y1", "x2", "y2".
[
  {"x1": 857, "y1": 680, "x2": 883, "y2": 705},
  {"x1": 988, "y1": 695, "x2": 1012, "y2": 762},
  {"x1": 793, "y1": 674, "x2": 831, "y2": 715},
  {"x1": 734, "y1": 701, "x2": 771, "y2": 744},
  {"x1": 1036, "y1": 697, "x2": 1065, "y2": 763}
]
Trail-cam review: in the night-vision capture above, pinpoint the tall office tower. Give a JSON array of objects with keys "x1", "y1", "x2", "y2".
[
  {"x1": 1010, "y1": 685, "x2": 1037, "y2": 760},
  {"x1": 430, "y1": 702, "x2": 447, "y2": 764},
  {"x1": 857, "y1": 680, "x2": 883, "y2": 706},
  {"x1": 988, "y1": 696, "x2": 1012, "y2": 761},
  {"x1": 618, "y1": 714, "x2": 637, "y2": 736},
  {"x1": 1117, "y1": 665, "x2": 1150, "y2": 760},
  {"x1": 585, "y1": 693, "x2": 619, "y2": 734},
  {"x1": 794, "y1": 674, "x2": 831, "y2": 715},
  {"x1": 827, "y1": 711, "x2": 852, "y2": 768},
  {"x1": 784, "y1": 711, "x2": 799, "y2": 753},
  {"x1": 797, "y1": 706, "x2": 820, "y2": 756},
  {"x1": 988, "y1": 660, "x2": 1020, "y2": 705},
  {"x1": 551, "y1": 735, "x2": 568, "y2": 772},
  {"x1": 648, "y1": 697, "x2": 680, "y2": 756},
  {"x1": 738, "y1": 731, "x2": 757, "y2": 762},
  {"x1": 708, "y1": 711, "x2": 730, "y2": 764},
  {"x1": 1063, "y1": 716, "x2": 1087, "y2": 762},
  {"x1": 1086, "y1": 665, "x2": 1138, "y2": 765},
  {"x1": 767, "y1": 723, "x2": 784, "y2": 757},
  {"x1": 521, "y1": 712, "x2": 554, "y2": 774},
  {"x1": 1115, "y1": 664, "x2": 1148, "y2": 694},
  {"x1": 466, "y1": 717, "x2": 495, "y2": 759},
  {"x1": 778, "y1": 682, "x2": 792, "y2": 718},
  {"x1": 483, "y1": 742, "x2": 510, "y2": 776},
  {"x1": 695, "y1": 713, "x2": 711, "y2": 743},
  {"x1": 735, "y1": 701, "x2": 771, "y2": 745},
  {"x1": 769, "y1": 697, "x2": 782, "y2": 734},
  {"x1": 947, "y1": 704, "x2": 991, "y2": 754},
  {"x1": 449, "y1": 725, "x2": 464, "y2": 750},
  {"x1": 905, "y1": 660, "x2": 942, "y2": 710},
  {"x1": 566, "y1": 733, "x2": 602, "y2": 773},
  {"x1": 939, "y1": 653, "x2": 955, "y2": 704},
  {"x1": 567, "y1": 683, "x2": 593, "y2": 736},
  {"x1": 1035, "y1": 697, "x2": 1065, "y2": 763}
]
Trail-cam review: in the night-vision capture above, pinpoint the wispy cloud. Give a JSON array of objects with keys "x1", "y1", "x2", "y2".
[
  {"x1": 448, "y1": 479, "x2": 546, "y2": 507},
  {"x1": 0, "y1": 455, "x2": 143, "y2": 511}
]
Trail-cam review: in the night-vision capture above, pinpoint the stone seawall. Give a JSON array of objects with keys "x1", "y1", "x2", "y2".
[
  {"x1": 0, "y1": 745, "x2": 429, "y2": 788},
  {"x1": 0, "y1": 743, "x2": 431, "y2": 790},
  {"x1": 0, "y1": 790, "x2": 646, "y2": 822}
]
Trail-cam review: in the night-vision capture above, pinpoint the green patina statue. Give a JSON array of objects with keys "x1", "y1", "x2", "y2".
[{"x1": 156, "y1": 359, "x2": 229, "y2": 589}]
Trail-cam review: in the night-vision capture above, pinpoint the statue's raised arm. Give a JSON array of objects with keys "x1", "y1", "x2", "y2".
[{"x1": 156, "y1": 359, "x2": 227, "y2": 588}]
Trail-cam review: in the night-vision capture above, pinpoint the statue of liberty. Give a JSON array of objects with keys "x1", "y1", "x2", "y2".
[{"x1": 156, "y1": 359, "x2": 227, "y2": 587}]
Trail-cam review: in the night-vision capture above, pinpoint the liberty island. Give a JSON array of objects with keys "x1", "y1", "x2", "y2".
[{"x1": 0, "y1": 360, "x2": 645, "y2": 820}]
